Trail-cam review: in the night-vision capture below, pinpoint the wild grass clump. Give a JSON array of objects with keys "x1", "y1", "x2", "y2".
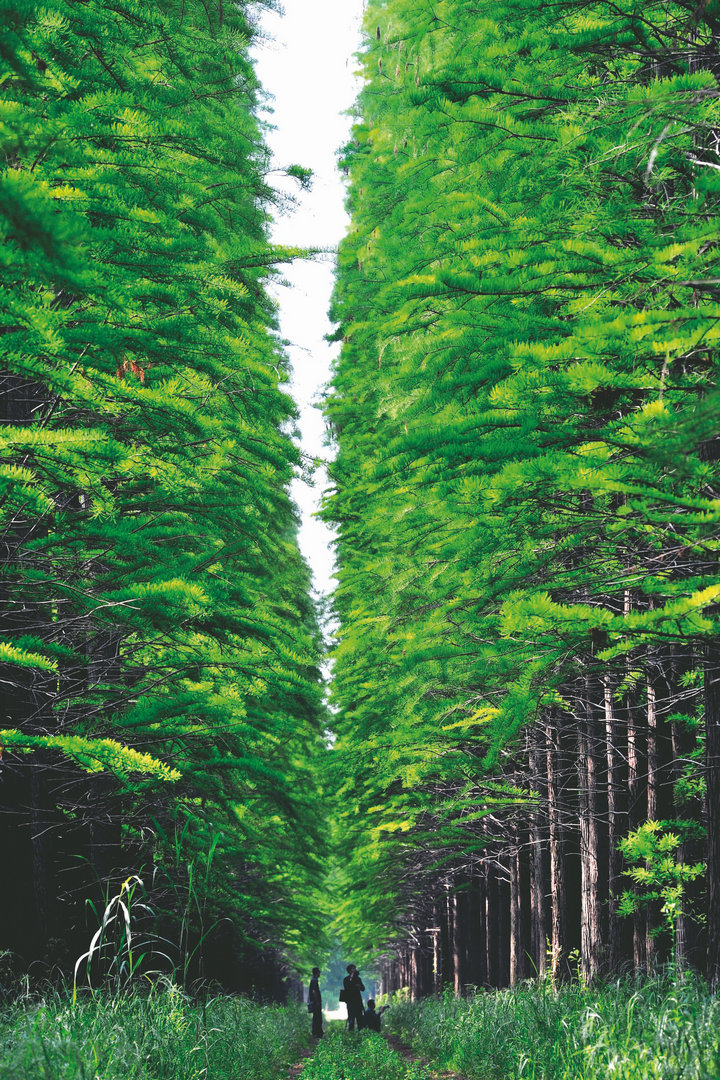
[
  {"x1": 385, "y1": 973, "x2": 720, "y2": 1079},
  {"x1": 302, "y1": 1027, "x2": 432, "y2": 1079},
  {"x1": 0, "y1": 983, "x2": 310, "y2": 1080}
]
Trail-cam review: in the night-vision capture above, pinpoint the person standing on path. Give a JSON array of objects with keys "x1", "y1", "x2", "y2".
[
  {"x1": 308, "y1": 966, "x2": 323, "y2": 1039},
  {"x1": 343, "y1": 963, "x2": 365, "y2": 1031}
]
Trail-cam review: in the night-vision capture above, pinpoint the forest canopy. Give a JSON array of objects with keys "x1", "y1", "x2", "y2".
[
  {"x1": 5, "y1": 0, "x2": 720, "y2": 1003},
  {"x1": 0, "y1": 0, "x2": 328, "y2": 986},
  {"x1": 325, "y1": 0, "x2": 720, "y2": 990}
]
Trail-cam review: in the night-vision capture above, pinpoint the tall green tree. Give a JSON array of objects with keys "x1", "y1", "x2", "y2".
[
  {"x1": 0, "y1": 0, "x2": 328, "y2": 981},
  {"x1": 327, "y1": 0, "x2": 720, "y2": 987}
]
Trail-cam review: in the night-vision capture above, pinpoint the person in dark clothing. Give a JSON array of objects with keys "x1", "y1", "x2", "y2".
[
  {"x1": 343, "y1": 963, "x2": 365, "y2": 1031},
  {"x1": 308, "y1": 966, "x2": 323, "y2": 1039},
  {"x1": 363, "y1": 999, "x2": 388, "y2": 1033}
]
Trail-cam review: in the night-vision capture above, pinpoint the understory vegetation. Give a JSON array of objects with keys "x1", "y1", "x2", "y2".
[
  {"x1": 1, "y1": 979, "x2": 717, "y2": 1080},
  {"x1": 302, "y1": 1027, "x2": 432, "y2": 1080},
  {"x1": 385, "y1": 975, "x2": 720, "y2": 1080},
  {"x1": 0, "y1": 987, "x2": 310, "y2": 1080}
]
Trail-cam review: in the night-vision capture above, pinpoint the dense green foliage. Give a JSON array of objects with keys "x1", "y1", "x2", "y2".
[
  {"x1": 385, "y1": 976, "x2": 720, "y2": 1079},
  {"x1": 0, "y1": 986, "x2": 310, "y2": 1080},
  {"x1": 326, "y1": 0, "x2": 720, "y2": 973},
  {"x1": 0, "y1": 0, "x2": 327, "y2": 975}
]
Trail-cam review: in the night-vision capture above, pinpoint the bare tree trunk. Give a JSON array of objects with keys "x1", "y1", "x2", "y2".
[
  {"x1": 497, "y1": 858, "x2": 511, "y2": 988},
  {"x1": 604, "y1": 677, "x2": 622, "y2": 972},
  {"x1": 671, "y1": 681, "x2": 703, "y2": 971},
  {"x1": 671, "y1": 712, "x2": 689, "y2": 971},
  {"x1": 509, "y1": 842, "x2": 521, "y2": 987},
  {"x1": 440, "y1": 886, "x2": 452, "y2": 988},
  {"x1": 705, "y1": 641, "x2": 720, "y2": 988},
  {"x1": 626, "y1": 687, "x2": 648, "y2": 973},
  {"x1": 457, "y1": 877, "x2": 482, "y2": 990},
  {"x1": 476, "y1": 863, "x2": 489, "y2": 988},
  {"x1": 445, "y1": 886, "x2": 455, "y2": 990},
  {"x1": 484, "y1": 860, "x2": 497, "y2": 988},
  {"x1": 422, "y1": 921, "x2": 435, "y2": 996},
  {"x1": 529, "y1": 724, "x2": 548, "y2": 976},
  {"x1": 452, "y1": 889, "x2": 463, "y2": 994},
  {"x1": 410, "y1": 934, "x2": 420, "y2": 1000},
  {"x1": 546, "y1": 714, "x2": 569, "y2": 982},
  {"x1": 466, "y1": 870, "x2": 486, "y2": 988},
  {"x1": 646, "y1": 651, "x2": 675, "y2": 965},
  {"x1": 647, "y1": 674, "x2": 659, "y2": 822},
  {"x1": 578, "y1": 689, "x2": 602, "y2": 983},
  {"x1": 432, "y1": 901, "x2": 442, "y2": 993}
]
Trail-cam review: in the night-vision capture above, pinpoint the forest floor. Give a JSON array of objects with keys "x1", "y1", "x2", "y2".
[
  {"x1": 1, "y1": 978, "x2": 715, "y2": 1079},
  {"x1": 288, "y1": 1024, "x2": 467, "y2": 1079},
  {"x1": 384, "y1": 1032, "x2": 469, "y2": 1079},
  {"x1": 286, "y1": 1044, "x2": 318, "y2": 1079}
]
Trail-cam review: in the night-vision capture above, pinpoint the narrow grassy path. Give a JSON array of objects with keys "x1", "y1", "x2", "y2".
[
  {"x1": 385, "y1": 1033, "x2": 468, "y2": 1080},
  {"x1": 289, "y1": 1027, "x2": 466, "y2": 1080},
  {"x1": 286, "y1": 1043, "x2": 318, "y2": 1079}
]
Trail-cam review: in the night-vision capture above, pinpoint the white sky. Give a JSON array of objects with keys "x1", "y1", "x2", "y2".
[{"x1": 252, "y1": 1, "x2": 365, "y2": 597}]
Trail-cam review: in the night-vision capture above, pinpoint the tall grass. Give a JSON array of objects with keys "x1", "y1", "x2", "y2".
[
  {"x1": 302, "y1": 1027, "x2": 432, "y2": 1079},
  {"x1": 0, "y1": 984, "x2": 310, "y2": 1080},
  {"x1": 385, "y1": 974, "x2": 720, "y2": 1079}
]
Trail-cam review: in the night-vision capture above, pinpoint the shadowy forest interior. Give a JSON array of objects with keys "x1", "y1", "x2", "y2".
[{"x1": 3, "y1": 0, "x2": 720, "y2": 1056}]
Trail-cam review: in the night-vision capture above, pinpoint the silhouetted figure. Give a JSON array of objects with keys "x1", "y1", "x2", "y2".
[
  {"x1": 363, "y1": 998, "x2": 388, "y2": 1032},
  {"x1": 343, "y1": 963, "x2": 365, "y2": 1031},
  {"x1": 308, "y1": 966, "x2": 323, "y2": 1039}
]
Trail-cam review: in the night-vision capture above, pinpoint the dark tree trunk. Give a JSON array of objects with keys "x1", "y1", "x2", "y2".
[
  {"x1": 626, "y1": 687, "x2": 648, "y2": 973},
  {"x1": 509, "y1": 811, "x2": 531, "y2": 986},
  {"x1": 432, "y1": 900, "x2": 442, "y2": 993},
  {"x1": 410, "y1": 934, "x2": 420, "y2": 999},
  {"x1": 485, "y1": 859, "x2": 499, "y2": 988},
  {"x1": 671, "y1": 687, "x2": 703, "y2": 971},
  {"x1": 509, "y1": 841, "x2": 522, "y2": 987},
  {"x1": 421, "y1": 921, "x2": 435, "y2": 996},
  {"x1": 546, "y1": 714, "x2": 570, "y2": 982},
  {"x1": 705, "y1": 641, "x2": 720, "y2": 988},
  {"x1": 578, "y1": 691, "x2": 602, "y2": 983},
  {"x1": 646, "y1": 651, "x2": 675, "y2": 964},
  {"x1": 440, "y1": 887, "x2": 452, "y2": 988},
  {"x1": 604, "y1": 677, "x2": 623, "y2": 972},
  {"x1": 496, "y1": 859, "x2": 510, "y2": 988},
  {"x1": 477, "y1": 863, "x2": 489, "y2": 988},
  {"x1": 464, "y1": 871, "x2": 485, "y2": 989},
  {"x1": 529, "y1": 724, "x2": 548, "y2": 976},
  {"x1": 452, "y1": 889, "x2": 463, "y2": 994}
]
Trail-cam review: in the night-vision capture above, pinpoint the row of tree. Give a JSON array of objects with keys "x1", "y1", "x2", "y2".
[
  {"x1": 327, "y1": 0, "x2": 720, "y2": 989},
  {"x1": 1, "y1": 0, "x2": 328, "y2": 989}
]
